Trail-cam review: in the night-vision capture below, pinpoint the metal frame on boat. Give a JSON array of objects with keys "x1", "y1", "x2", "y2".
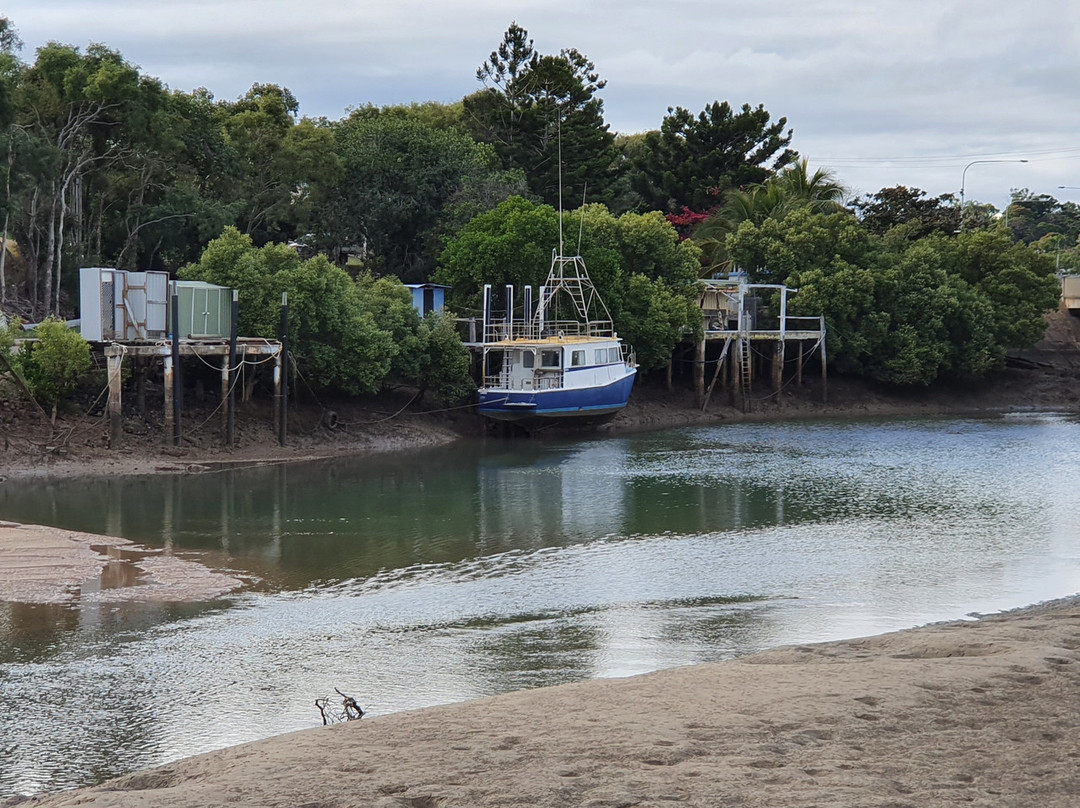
[{"x1": 477, "y1": 251, "x2": 637, "y2": 426}]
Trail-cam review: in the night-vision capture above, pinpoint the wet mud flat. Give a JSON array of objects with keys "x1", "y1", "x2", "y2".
[{"x1": 0, "y1": 522, "x2": 242, "y2": 605}]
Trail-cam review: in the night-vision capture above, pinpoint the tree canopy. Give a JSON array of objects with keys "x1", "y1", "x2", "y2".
[
  {"x1": 632, "y1": 101, "x2": 798, "y2": 214},
  {"x1": 694, "y1": 159, "x2": 847, "y2": 274},
  {"x1": 435, "y1": 196, "x2": 701, "y2": 371},
  {"x1": 725, "y1": 209, "x2": 1060, "y2": 386},
  {"x1": 463, "y1": 22, "x2": 618, "y2": 208},
  {"x1": 178, "y1": 227, "x2": 475, "y2": 400},
  {"x1": 315, "y1": 109, "x2": 521, "y2": 281},
  {"x1": 850, "y1": 186, "x2": 960, "y2": 239}
]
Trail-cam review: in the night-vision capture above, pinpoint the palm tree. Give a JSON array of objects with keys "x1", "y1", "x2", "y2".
[
  {"x1": 773, "y1": 159, "x2": 847, "y2": 213},
  {"x1": 693, "y1": 159, "x2": 848, "y2": 275}
]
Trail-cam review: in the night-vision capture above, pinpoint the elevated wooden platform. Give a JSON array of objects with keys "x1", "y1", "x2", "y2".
[
  {"x1": 694, "y1": 279, "x2": 826, "y2": 412},
  {"x1": 103, "y1": 338, "x2": 284, "y2": 449}
]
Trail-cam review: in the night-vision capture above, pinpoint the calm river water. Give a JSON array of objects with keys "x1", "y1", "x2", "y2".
[{"x1": 2, "y1": 414, "x2": 1080, "y2": 796}]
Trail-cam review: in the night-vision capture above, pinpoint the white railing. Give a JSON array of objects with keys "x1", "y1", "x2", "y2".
[
  {"x1": 483, "y1": 372, "x2": 564, "y2": 391},
  {"x1": 483, "y1": 317, "x2": 615, "y2": 343}
]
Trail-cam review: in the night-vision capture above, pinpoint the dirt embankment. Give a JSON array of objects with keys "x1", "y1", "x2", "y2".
[{"x1": 1, "y1": 307, "x2": 1079, "y2": 481}]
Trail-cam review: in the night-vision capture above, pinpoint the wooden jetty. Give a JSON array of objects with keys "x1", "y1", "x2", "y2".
[{"x1": 103, "y1": 338, "x2": 284, "y2": 449}]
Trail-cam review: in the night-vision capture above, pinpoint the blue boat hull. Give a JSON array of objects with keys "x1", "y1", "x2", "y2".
[{"x1": 478, "y1": 371, "x2": 637, "y2": 424}]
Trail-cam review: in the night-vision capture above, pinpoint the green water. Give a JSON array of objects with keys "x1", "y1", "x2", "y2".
[{"x1": 2, "y1": 414, "x2": 1079, "y2": 796}]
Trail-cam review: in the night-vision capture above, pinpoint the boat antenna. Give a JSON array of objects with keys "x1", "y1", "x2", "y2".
[
  {"x1": 577, "y1": 182, "x2": 587, "y2": 256},
  {"x1": 557, "y1": 110, "x2": 564, "y2": 257}
]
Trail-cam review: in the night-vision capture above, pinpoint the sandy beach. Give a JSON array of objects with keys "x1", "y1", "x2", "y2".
[{"x1": 4, "y1": 596, "x2": 1077, "y2": 808}]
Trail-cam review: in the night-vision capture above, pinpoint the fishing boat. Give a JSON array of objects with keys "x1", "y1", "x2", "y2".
[{"x1": 476, "y1": 249, "x2": 637, "y2": 428}]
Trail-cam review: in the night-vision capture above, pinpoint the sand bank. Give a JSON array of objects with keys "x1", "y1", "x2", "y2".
[
  {"x1": 0, "y1": 521, "x2": 242, "y2": 604},
  {"x1": 11, "y1": 596, "x2": 1080, "y2": 808}
]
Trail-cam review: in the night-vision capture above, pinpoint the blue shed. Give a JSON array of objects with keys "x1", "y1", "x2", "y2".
[{"x1": 404, "y1": 283, "x2": 450, "y2": 317}]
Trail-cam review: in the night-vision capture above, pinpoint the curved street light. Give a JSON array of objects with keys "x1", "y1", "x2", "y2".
[{"x1": 960, "y1": 159, "x2": 1028, "y2": 231}]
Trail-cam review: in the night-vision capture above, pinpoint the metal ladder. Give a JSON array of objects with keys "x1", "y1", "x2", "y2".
[{"x1": 738, "y1": 338, "x2": 752, "y2": 412}]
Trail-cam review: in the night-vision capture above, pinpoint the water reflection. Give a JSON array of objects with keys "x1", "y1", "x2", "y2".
[{"x1": 1, "y1": 415, "x2": 1080, "y2": 795}]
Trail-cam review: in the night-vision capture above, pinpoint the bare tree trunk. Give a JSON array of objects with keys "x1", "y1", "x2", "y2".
[
  {"x1": 54, "y1": 185, "x2": 69, "y2": 314},
  {"x1": 0, "y1": 211, "x2": 8, "y2": 307},
  {"x1": 94, "y1": 192, "x2": 106, "y2": 265},
  {"x1": 26, "y1": 188, "x2": 40, "y2": 310},
  {"x1": 71, "y1": 174, "x2": 83, "y2": 256},
  {"x1": 42, "y1": 190, "x2": 59, "y2": 318},
  {"x1": 0, "y1": 134, "x2": 11, "y2": 307}
]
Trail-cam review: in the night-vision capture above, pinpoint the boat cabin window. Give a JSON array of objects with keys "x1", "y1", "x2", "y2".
[
  {"x1": 522, "y1": 350, "x2": 535, "y2": 369},
  {"x1": 540, "y1": 349, "x2": 561, "y2": 368},
  {"x1": 608, "y1": 347, "x2": 621, "y2": 362},
  {"x1": 594, "y1": 349, "x2": 607, "y2": 364},
  {"x1": 571, "y1": 350, "x2": 585, "y2": 367}
]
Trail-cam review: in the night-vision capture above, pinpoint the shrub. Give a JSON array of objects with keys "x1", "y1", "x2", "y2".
[{"x1": 13, "y1": 318, "x2": 92, "y2": 415}]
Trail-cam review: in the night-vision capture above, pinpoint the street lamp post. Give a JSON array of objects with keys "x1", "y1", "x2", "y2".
[{"x1": 960, "y1": 159, "x2": 1028, "y2": 231}]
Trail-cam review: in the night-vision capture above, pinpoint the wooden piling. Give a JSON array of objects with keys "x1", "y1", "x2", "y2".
[
  {"x1": 278, "y1": 292, "x2": 289, "y2": 446},
  {"x1": 820, "y1": 317, "x2": 828, "y2": 403},
  {"x1": 134, "y1": 357, "x2": 146, "y2": 420},
  {"x1": 170, "y1": 287, "x2": 182, "y2": 447},
  {"x1": 701, "y1": 337, "x2": 730, "y2": 412},
  {"x1": 694, "y1": 337, "x2": 705, "y2": 407},
  {"x1": 226, "y1": 290, "x2": 239, "y2": 446},
  {"x1": 771, "y1": 340, "x2": 784, "y2": 400},
  {"x1": 164, "y1": 354, "x2": 175, "y2": 443},
  {"x1": 106, "y1": 347, "x2": 124, "y2": 448},
  {"x1": 220, "y1": 355, "x2": 230, "y2": 441}
]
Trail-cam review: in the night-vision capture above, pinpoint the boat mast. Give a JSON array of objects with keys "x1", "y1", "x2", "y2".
[
  {"x1": 557, "y1": 111, "x2": 564, "y2": 258},
  {"x1": 533, "y1": 107, "x2": 615, "y2": 337}
]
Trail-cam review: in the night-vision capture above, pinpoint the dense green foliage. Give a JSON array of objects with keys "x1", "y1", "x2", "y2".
[
  {"x1": 632, "y1": 102, "x2": 798, "y2": 214},
  {"x1": 850, "y1": 186, "x2": 960, "y2": 238},
  {"x1": 1003, "y1": 189, "x2": 1080, "y2": 271},
  {"x1": 180, "y1": 228, "x2": 474, "y2": 400},
  {"x1": 464, "y1": 23, "x2": 618, "y2": 209},
  {"x1": 180, "y1": 228, "x2": 392, "y2": 394},
  {"x1": 415, "y1": 312, "x2": 476, "y2": 404},
  {"x1": 436, "y1": 196, "x2": 701, "y2": 371},
  {"x1": 316, "y1": 109, "x2": 521, "y2": 281},
  {"x1": 726, "y1": 210, "x2": 1060, "y2": 386},
  {"x1": 694, "y1": 160, "x2": 847, "y2": 274}
]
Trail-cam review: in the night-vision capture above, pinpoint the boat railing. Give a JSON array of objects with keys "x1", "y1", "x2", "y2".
[
  {"x1": 483, "y1": 316, "x2": 615, "y2": 342},
  {"x1": 483, "y1": 371, "x2": 564, "y2": 391}
]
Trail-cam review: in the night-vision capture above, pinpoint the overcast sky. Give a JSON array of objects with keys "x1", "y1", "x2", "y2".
[{"x1": 7, "y1": 1, "x2": 1080, "y2": 210}]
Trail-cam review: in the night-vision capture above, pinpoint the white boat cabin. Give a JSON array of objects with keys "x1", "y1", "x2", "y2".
[{"x1": 484, "y1": 336, "x2": 628, "y2": 392}]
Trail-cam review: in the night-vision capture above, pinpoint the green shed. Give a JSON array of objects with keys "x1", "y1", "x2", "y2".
[{"x1": 168, "y1": 281, "x2": 233, "y2": 339}]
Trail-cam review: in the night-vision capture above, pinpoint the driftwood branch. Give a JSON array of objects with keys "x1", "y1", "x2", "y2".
[{"x1": 315, "y1": 688, "x2": 365, "y2": 725}]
